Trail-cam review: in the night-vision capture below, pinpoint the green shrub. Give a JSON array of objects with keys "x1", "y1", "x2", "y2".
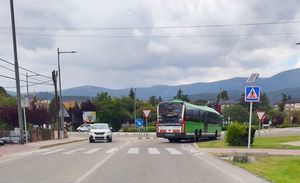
[
  {"x1": 122, "y1": 127, "x2": 139, "y2": 132},
  {"x1": 145, "y1": 126, "x2": 156, "y2": 132},
  {"x1": 121, "y1": 126, "x2": 156, "y2": 132},
  {"x1": 226, "y1": 122, "x2": 256, "y2": 146}
]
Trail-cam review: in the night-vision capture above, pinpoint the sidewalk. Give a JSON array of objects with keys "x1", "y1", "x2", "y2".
[
  {"x1": 198, "y1": 147, "x2": 300, "y2": 156},
  {"x1": 0, "y1": 136, "x2": 86, "y2": 157}
]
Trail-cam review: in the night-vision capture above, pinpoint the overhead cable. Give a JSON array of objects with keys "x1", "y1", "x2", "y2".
[
  {"x1": 0, "y1": 20, "x2": 299, "y2": 30},
  {"x1": 0, "y1": 57, "x2": 52, "y2": 80}
]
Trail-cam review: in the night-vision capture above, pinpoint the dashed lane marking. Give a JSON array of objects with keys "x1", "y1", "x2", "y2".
[
  {"x1": 148, "y1": 148, "x2": 160, "y2": 155},
  {"x1": 105, "y1": 147, "x2": 119, "y2": 154},
  {"x1": 166, "y1": 148, "x2": 182, "y2": 155},
  {"x1": 41, "y1": 149, "x2": 65, "y2": 155},
  {"x1": 83, "y1": 148, "x2": 102, "y2": 154},
  {"x1": 63, "y1": 148, "x2": 86, "y2": 155},
  {"x1": 127, "y1": 147, "x2": 139, "y2": 154}
]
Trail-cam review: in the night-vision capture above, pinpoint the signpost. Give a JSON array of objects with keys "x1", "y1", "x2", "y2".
[
  {"x1": 245, "y1": 85, "x2": 260, "y2": 149},
  {"x1": 143, "y1": 110, "x2": 151, "y2": 139},
  {"x1": 135, "y1": 118, "x2": 144, "y2": 139},
  {"x1": 245, "y1": 73, "x2": 260, "y2": 150},
  {"x1": 256, "y1": 111, "x2": 266, "y2": 137}
]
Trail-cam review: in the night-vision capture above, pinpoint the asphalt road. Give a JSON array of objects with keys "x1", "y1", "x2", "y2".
[{"x1": 0, "y1": 135, "x2": 268, "y2": 183}]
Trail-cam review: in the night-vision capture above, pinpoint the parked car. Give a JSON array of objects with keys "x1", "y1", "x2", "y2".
[
  {"x1": 0, "y1": 131, "x2": 31, "y2": 144},
  {"x1": 89, "y1": 123, "x2": 112, "y2": 143},
  {"x1": 77, "y1": 124, "x2": 91, "y2": 132}
]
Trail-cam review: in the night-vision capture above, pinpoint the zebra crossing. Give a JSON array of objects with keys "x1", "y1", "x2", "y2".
[{"x1": 35, "y1": 147, "x2": 184, "y2": 156}]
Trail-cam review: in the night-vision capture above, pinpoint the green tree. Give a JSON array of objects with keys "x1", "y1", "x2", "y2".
[
  {"x1": 149, "y1": 96, "x2": 159, "y2": 106},
  {"x1": 128, "y1": 88, "x2": 135, "y2": 100},
  {"x1": 268, "y1": 109, "x2": 284, "y2": 126},
  {"x1": 278, "y1": 93, "x2": 291, "y2": 112},
  {"x1": 94, "y1": 92, "x2": 132, "y2": 131},
  {"x1": 174, "y1": 88, "x2": 189, "y2": 102},
  {"x1": 222, "y1": 105, "x2": 249, "y2": 123},
  {"x1": 217, "y1": 90, "x2": 229, "y2": 102},
  {"x1": 256, "y1": 92, "x2": 271, "y2": 111}
]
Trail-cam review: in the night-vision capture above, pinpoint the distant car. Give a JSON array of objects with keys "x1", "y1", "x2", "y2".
[
  {"x1": 77, "y1": 124, "x2": 91, "y2": 132},
  {"x1": 89, "y1": 123, "x2": 112, "y2": 143}
]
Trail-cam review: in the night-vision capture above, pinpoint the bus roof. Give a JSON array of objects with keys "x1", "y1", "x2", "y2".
[{"x1": 169, "y1": 99, "x2": 220, "y2": 115}]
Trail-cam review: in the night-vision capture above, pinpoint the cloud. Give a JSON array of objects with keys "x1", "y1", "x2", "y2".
[
  {"x1": 0, "y1": 0, "x2": 300, "y2": 91},
  {"x1": 147, "y1": 41, "x2": 170, "y2": 54}
]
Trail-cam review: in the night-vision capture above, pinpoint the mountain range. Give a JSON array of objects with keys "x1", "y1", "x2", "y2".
[{"x1": 9, "y1": 68, "x2": 300, "y2": 104}]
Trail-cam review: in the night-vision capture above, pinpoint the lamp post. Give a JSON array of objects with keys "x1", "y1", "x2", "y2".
[{"x1": 57, "y1": 48, "x2": 76, "y2": 138}]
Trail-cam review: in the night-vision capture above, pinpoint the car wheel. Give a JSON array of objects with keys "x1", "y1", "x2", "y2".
[{"x1": 89, "y1": 137, "x2": 94, "y2": 143}]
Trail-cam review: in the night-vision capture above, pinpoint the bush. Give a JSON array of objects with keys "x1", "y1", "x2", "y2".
[
  {"x1": 121, "y1": 126, "x2": 156, "y2": 132},
  {"x1": 122, "y1": 127, "x2": 139, "y2": 132},
  {"x1": 226, "y1": 122, "x2": 256, "y2": 146}
]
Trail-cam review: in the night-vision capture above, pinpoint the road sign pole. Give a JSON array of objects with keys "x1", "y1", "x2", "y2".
[
  {"x1": 248, "y1": 102, "x2": 253, "y2": 149},
  {"x1": 258, "y1": 119, "x2": 261, "y2": 137},
  {"x1": 146, "y1": 118, "x2": 149, "y2": 139}
]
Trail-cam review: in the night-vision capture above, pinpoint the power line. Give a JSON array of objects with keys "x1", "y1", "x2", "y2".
[
  {"x1": 0, "y1": 73, "x2": 52, "y2": 85},
  {"x1": 3, "y1": 80, "x2": 53, "y2": 89},
  {"x1": 0, "y1": 32, "x2": 300, "y2": 38},
  {"x1": 0, "y1": 63, "x2": 51, "y2": 84},
  {"x1": 0, "y1": 20, "x2": 299, "y2": 30},
  {"x1": 0, "y1": 57, "x2": 52, "y2": 80}
]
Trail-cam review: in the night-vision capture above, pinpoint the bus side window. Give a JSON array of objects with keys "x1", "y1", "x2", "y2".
[{"x1": 186, "y1": 109, "x2": 192, "y2": 120}]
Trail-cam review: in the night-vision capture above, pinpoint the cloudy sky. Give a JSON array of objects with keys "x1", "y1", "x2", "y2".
[{"x1": 0, "y1": 0, "x2": 300, "y2": 92}]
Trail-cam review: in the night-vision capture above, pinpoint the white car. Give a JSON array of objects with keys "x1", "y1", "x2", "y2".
[
  {"x1": 89, "y1": 123, "x2": 112, "y2": 143},
  {"x1": 77, "y1": 124, "x2": 91, "y2": 132}
]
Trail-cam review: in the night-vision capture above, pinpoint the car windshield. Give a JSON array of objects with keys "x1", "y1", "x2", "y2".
[{"x1": 90, "y1": 124, "x2": 109, "y2": 129}]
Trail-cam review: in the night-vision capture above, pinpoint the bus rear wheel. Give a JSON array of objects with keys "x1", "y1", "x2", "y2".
[{"x1": 193, "y1": 129, "x2": 199, "y2": 142}]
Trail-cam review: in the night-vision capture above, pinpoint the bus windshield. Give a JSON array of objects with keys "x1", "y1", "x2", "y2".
[{"x1": 158, "y1": 102, "x2": 183, "y2": 125}]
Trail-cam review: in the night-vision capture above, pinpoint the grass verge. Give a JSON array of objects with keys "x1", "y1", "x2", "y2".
[
  {"x1": 197, "y1": 136, "x2": 300, "y2": 149},
  {"x1": 234, "y1": 156, "x2": 300, "y2": 183}
]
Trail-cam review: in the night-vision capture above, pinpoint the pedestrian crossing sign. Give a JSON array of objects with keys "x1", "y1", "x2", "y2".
[{"x1": 245, "y1": 86, "x2": 260, "y2": 102}]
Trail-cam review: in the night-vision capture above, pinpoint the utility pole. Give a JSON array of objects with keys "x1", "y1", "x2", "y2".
[
  {"x1": 26, "y1": 73, "x2": 29, "y2": 100},
  {"x1": 57, "y1": 48, "x2": 76, "y2": 138},
  {"x1": 52, "y1": 70, "x2": 60, "y2": 139},
  {"x1": 10, "y1": 0, "x2": 24, "y2": 144}
]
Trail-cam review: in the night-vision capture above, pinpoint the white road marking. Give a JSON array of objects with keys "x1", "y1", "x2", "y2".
[
  {"x1": 17, "y1": 149, "x2": 49, "y2": 156},
  {"x1": 105, "y1": 147, "x2": 119, "y2": 154},
  {"x1": 148, "y1": 148, "x2": 160, "y2": 155},
  {"x1": 41, "y1": 149, "x2": 65, "y2": 155},
  {"x1": 83, "y1": 148, "x2": 102, "y2": 154},
  {"x1": 74, "y1": 140, "x2": 131, "y2": 183},
  {"x1": 63, "y1": 148, "x2": 86, "y2": 155},
  {"x1": 127, "y1": 147, "x2": 139, "y2": 154},
  {"x1": 166, "y1": 148, "x2": 182, "y2": 155}
]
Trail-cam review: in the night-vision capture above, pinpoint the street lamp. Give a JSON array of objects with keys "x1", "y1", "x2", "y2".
[{"x1": 57, "y1": 48, "x2": 76, "y2": 138}]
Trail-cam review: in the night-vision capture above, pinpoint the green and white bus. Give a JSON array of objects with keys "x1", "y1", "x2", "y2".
[{"x1": 156, "y1": 99, "x2": 222, "y2": 142}]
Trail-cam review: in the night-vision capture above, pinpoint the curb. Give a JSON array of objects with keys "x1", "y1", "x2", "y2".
[{"x1": 39, "y1": 139, "x2": 86, "y2": 149}]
